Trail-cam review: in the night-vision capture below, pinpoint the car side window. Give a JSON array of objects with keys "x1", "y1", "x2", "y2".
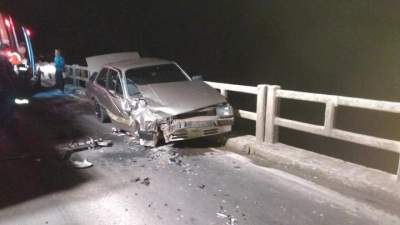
[
  {"x1": 107, "y1": 70, "x2": 118, "y2": 91},
  {"x1": 108, "y1": 69, "x2": 124, "y2": 97},
  {"x1": 89, "y1": 72, "x2": 98, "y2": 82},
  {"x1": 116, "y1": 78, "x2": 123, "y2": 96},
  {"x1": 96, "y1": 68, "x2": 108, "y2": 88}
]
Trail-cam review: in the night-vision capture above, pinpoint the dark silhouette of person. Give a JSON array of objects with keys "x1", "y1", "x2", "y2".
[{"x1": 0, "y1": 44, "x2": 16, "y2": 127}]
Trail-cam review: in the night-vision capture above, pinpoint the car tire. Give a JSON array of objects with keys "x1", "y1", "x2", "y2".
[{"x1": 94, "y1": 100, "x2": 110, "y2": 123}]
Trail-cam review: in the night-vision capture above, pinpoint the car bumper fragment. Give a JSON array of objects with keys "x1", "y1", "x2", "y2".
[{"x1": 162, "y1": 117, "x2": 234, "y2": 142}]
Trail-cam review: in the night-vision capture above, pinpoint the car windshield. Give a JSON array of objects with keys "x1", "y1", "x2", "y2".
[{"x1": 125, "y1": 64, "x2": 189, "y2": 86}]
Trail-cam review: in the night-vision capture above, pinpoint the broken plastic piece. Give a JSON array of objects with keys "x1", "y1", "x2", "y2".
[
  {"x1": 216, "y1": 213, "x2": 228, "y2": 219},
  {"x1": 69, "y1": 159, "x2": 93, "y2": 169},
  {"x1": 141, "y1": 177, "x2": 151, "y2": 186},
  {"x1": 96, "y1": 139, "x2": 113, "y2": 147}
]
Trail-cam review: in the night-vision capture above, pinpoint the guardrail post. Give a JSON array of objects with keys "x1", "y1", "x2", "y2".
[
  {"x1": 397, "y1": 156, "x2": 400, "y2": 180},
  {"x1": 324, "y1": 98, "x2": 337, "y2": 135},
  {"x1": 72, "y1": 64, "x2": 78, "y2": 87},
  {"x1": 256, "y1": 84, "x2": 268, "y2": 142},
  {"x1": 220, "y1": 89, "x2": 228, "y2": 98},
  {"x1": 265, "y1": 85, "x2": 281, "y2": 144}
]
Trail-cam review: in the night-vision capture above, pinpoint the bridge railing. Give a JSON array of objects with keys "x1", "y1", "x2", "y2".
[
  {"x1": 64, "y1": 65, "x2": 400, "y2": 178},
  {"x1": 65, "y1": 65, "x2": 90, "y2": 88},
  {"x1": 206, "y1": 82, "x2": 400, "y2": 179}
]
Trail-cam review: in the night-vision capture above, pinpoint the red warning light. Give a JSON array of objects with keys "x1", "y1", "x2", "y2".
[
  {"x1": 4, "y1": 19, "x2": 10, "y2": 28},
  {"x1": 26, "y1": 29, "x2": 31, "y2": 36}
]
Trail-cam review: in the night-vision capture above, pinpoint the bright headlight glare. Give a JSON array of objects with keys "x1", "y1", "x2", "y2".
[
  {"x1": 15, "y1": 98, "x2": 29, "y2": 105},
  {"x1": 216, "y1": 104, "x2": 234, "y2": 117}
]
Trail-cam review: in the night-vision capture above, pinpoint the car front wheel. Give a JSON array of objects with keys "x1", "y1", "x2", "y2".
[{"x1": 94, "y1": 100, "x2": 110, "y2": 123}]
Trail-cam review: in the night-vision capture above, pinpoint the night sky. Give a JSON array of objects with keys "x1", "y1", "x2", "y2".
[
  {"x1": 2, "y1": 0, "x2": 400, "y2": 171},
  {"x1": 1, "y1": 1, "x2": 400, "y2": 99},
  {"x1": 0, "y1": 0, "x2": 400, "y2": 96}
]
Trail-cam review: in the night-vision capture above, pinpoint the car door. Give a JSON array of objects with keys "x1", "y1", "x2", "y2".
[{"x1": 106, "y1": 69, "x2": 133, "y2": 130}]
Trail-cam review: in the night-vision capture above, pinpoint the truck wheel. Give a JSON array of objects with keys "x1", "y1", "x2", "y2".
[{"x1": 94, "y1": 100, "x2": 110, "y2": 123}]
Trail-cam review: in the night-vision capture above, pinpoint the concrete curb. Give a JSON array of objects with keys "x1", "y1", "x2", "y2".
[{"x1": 225, "y1": 135, "x2": 400, "y2": 215}]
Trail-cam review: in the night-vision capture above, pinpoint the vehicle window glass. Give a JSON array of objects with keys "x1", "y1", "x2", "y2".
[
  {"x1": 125, "y1": 64, "x2": 189, "y2": 85},
  {"x1": 126, "y1": 77, "x2": 140, "y2": 96},
  {"x1": 107, "y1": 70, "x2": 118, "y2": 91},
  {"x1": 116, "y1": 78, "x2": 123, "y2": 96},
  {"x1": 89, "y1": 72, "x2": 98, "y2": 82},
  {"x1": 96, "y1": 68, "x2": 108, "y2": 87}
]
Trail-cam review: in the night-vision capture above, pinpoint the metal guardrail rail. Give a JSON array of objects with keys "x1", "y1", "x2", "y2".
[{"x1": 65, "y1": 65, "x2": 400, "y2": 179}]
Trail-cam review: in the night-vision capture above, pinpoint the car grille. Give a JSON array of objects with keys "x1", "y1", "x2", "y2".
[
  {"x1": 171, "y1": 130, "x2": 189, "y2": 139},
  {"x1": 217, "y1": 118, "x2": 234, "y2": 126},
  {"x1": 174, "y1": 107, "x2": 216, "y2": 119},
  {"x1": 203, "y1": 128, "x2": 219, "y2": 136}
]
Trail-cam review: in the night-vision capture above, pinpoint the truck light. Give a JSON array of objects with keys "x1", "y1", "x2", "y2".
[{"x1": 4, "y1": 19, "x2": 10, "y2": 27}]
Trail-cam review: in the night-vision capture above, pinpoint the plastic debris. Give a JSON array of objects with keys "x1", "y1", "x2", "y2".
[
  {"x1": 111, "y1": 127, "x2": 127, "y2": 136},
  {"x1": 69, "y1": 159, "x2": 93, "y2": 169},
  {"x1": 217, "y1": 212, "x2": 239, "y2": 225},
  {"x1": 216, "y1": 213, "x2": 228, "y2": 219},
  {"x1": 57, "y1": 137, "x2": 113, "y2": 160}
]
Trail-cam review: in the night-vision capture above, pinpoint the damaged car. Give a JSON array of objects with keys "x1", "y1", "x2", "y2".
[{"x1": 86, "y1": 52, "x2": 234, "y2": 146}]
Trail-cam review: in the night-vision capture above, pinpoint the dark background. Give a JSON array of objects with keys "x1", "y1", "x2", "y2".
[{"x1": 2, "y1": 0, "x2": 400, "y2": 172}]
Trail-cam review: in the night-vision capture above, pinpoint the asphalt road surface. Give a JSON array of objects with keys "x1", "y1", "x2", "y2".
[{"x1": 0, "y1": 89, "x2": 397, "y2": 225}]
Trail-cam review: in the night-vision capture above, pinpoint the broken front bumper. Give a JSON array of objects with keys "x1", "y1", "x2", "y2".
[{"x1": 163, "y1": 116, "x2": 234, "y2": 142}]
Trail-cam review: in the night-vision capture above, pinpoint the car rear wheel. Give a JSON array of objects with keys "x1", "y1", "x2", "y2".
[{"x1": 94, "y1": 100, "x2": 110, "y2": 123}]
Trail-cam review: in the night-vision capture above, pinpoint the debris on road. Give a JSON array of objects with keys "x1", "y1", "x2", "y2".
[
  {"x1": 111, "y1": 127, "x2": 128, "y2": 136},
  {"x1": 141, "y1": 177, "x2": 151, "y2": 186},
  {"x1": 69, "y1": 158, "x2": 93, "y2": 169},
  {"x1": 216, "y1": 213, "x2": 228, "y2": 219},
  {"x1": 198, "y1": 184, "x2": 206, "y2": 189},
  {"x1": 217, "y1": 212, "x2": 239, "y2": 225},
  {"x1": 57, "y1": 137, "x2": 113, "y2": 160}
]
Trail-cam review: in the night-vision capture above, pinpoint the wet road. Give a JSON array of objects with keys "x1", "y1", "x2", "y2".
[{"x1": 0, "y1": 91, "x2": 397, "y2": 225}]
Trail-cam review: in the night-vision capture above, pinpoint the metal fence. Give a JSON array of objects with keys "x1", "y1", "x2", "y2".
[{"x1": 65, "y1": 65, "x2": 400, "y2": 178}]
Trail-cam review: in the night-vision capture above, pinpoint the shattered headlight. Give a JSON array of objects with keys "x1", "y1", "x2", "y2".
[{"x1": 216, "y1": 103, "x2": 234, "y2": 117}]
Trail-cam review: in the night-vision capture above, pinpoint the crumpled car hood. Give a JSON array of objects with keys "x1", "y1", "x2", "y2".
[{"x1": 137, "y1": 80, "x2": 226, "y2": 117}]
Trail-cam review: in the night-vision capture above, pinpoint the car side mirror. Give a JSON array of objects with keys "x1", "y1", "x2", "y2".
[{"x1": 192, "y1": 75, "x2": 204, "y2": 81}]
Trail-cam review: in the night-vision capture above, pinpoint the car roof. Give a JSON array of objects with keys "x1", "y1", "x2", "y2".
[{"x1": 106, "y1": 57, "x2": 174, "y2": 72}]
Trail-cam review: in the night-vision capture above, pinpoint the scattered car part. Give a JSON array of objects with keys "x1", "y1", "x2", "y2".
[
  {"x1": 69, "y1": 158, "x2": 93, "y2": 169},
  {"x1": 57, "y1": 137, "x2": 113, "y2": 160}
]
